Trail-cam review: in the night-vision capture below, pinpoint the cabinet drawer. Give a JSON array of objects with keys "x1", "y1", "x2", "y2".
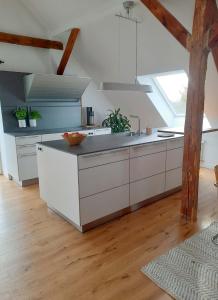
[
  {"x1": 130, "y1": 141, "x2": 166, "y2": 158},
  {"x1": 167, "y1": 138, "x2": 184, "y2": 150},
  {"x1": 16, "y1": 135, "x2": 41, "y2": 146},
  {"x1": 41, "y1": 133, "x2": 64, "y2": 142},
  {"x1": 80, "y1": 184, "x2": 129, "y2": 225},
  {"x1": 78, "y1": 148, "x2": 129, "y2": 170},
  {"x1": 79, "y1": 160, "x2": 129, "y2": 198},
  {"x1": 17, "y1": 145, "x2": 36, "y2": 156},
  {"x1": 166, "y1": 168, "x2": 182, "y2": 191},
  {"x1": 17, "y1": 154, "x2": 38, "y2": 181},
  {"x1": 130, "y1": 151, "x2": 166, "y2": 182},
  {"x1": 94, "y1": 128, "x2": 111, "y2": 135},
  {"x1": 166, "y1": 148, "x2": 183, "y2": 171},
  {"x1": 130, "y1": 173, "x2": 165, "y2": 205}
]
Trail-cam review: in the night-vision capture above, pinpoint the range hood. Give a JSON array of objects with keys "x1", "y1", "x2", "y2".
[{"x1": 24, "y1": 74, "x2": 91, "y2": 102}]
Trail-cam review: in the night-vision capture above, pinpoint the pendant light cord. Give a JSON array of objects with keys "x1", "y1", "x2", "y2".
[{"x1": 135, "y1": 20, "x2": 138, "y2": 84}]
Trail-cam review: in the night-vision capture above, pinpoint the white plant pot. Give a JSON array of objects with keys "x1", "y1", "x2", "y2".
[
  {"x1": 29, "y1": 119, "x2": 37, "y2": 127},
  {"x1": 18, "y1": 119, "x2": 26, "y2": 128}
]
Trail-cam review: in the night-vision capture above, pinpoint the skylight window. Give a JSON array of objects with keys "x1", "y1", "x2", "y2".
[{"x1": 154, "y1": 71, "x2": 188, "y2": 116}]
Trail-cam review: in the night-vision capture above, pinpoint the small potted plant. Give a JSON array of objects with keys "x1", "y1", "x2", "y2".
[
  {"x1": 14, "y1": 108, "x2": 27, "y2": 128},
  {"x1": 29, "y1": 110, "x2": 42, "y2": 127},
  {"x1": 102, "y1": 108, "x2": 131, "y2": 133}
]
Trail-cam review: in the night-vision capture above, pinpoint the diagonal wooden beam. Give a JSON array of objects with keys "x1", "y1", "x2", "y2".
[
  {"x1": 181, "y1": 0, "x2": 216, "y2": 221},
  {"x1": 140, "y1": 0, "x2": 218, "y2": 72},
  {"x1": 140, "y1": 0, "x2": 191, "y2": 51},
  {"x1": 57, "y1": 28, "x2": 80, "y2": 75},
  {"x1": 0, "y1": 32, "x2": 63, "y2": 50}
]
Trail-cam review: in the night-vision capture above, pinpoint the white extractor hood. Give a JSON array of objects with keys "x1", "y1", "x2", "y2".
[{"x1": 24, "y1": 74, "x2": 91, "y2": 102}]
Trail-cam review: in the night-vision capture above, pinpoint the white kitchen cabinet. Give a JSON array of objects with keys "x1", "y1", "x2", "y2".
[
  {"x1": 130, "y1": 151, "x2": 166, "y2": 182},
  {"x1": 37, "y1": 135, "x2": 184, "y2": 232},
  {"x1": 15, "y1": 135, "x2": 41, "y2": 146},
  {"x1": 80, "y1": 184, "x2": 129, "y2": 224},
  {"x1": 37, "y1": 145, "x2": 80, "y2": 225},
  {"x1": 78, "y1": 148, "x2": 129, "y2": 170},
  {"x1": 79, "y1": 159, "x2": 129, "y2": 198},
  {"x1": 17, "y1": 153, "x2": 38, "y2": 181},
  {"x1": 4, "y1": 128, "x2": 111, "y2": 186},
  {"x1": 130, "y1": 141, "x2": 166, "y2": 158},
  {"x1": 41, "y1": 133, "x2": 64, "y2": 142},
  {"x1": 166, "y1": 148, "x2": 183, "y2": 171},
  {"x1": 94, "y1": 128, "x2": 111, "y2": 135},
  {"x1": 166, "y1": 168, "x2": 182, "y2": 191},
  {"x1": 130, "y1": 173, "x2": 165, "y2": 205},
  {"x1": 167, "y1": 138, "x2": 184, "y2": 150}
]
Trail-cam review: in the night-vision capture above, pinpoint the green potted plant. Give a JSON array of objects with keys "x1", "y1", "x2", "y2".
[
  {"x1": 14, "y1": 108, "x2": 27, "y2": 128},
  {"x1": 102, "y1": 108, "x2": 131, "y2": 133},
  {"x1": 29, "y1": 110, "x2": 42, "y2": 127}
]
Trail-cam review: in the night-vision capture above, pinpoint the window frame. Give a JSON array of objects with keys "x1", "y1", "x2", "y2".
[{"x1": 152, "y1": 70, "x2": 188, "y2": 117}]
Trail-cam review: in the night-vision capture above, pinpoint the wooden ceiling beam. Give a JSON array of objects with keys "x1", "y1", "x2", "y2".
[
  {"x1": 140, "y1": 0, "x2": 218, "y2": 72},
  {"x1": 140, "y1": 0, "x2": 191, "y2": 51},
  {"x1": 57, "y1": 28, "x2": 80, "y2": 75},
  {"x1": 0, "y1": 32, "x2": 63, "y2": 50},
  {"x1": 181, "y1": 0, "x2": 216, "y2": 221}
]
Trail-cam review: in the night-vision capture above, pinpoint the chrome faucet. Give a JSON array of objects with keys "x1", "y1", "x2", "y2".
[{"x1": 129, "y1": 114, "x2": 141, "y2": 136}]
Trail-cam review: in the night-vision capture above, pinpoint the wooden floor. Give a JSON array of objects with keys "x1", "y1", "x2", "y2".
[{"x1": 0, "y1": 168, "x2": 217, "y2": 300}]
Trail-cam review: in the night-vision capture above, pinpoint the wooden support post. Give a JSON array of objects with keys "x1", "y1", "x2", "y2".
[
  {"x1": 181, "y1": 0, "x2": 215, "y2": 221},
  {"x1": 0, "y1": 32, "x2": 63, "y2": 50},
  {"x1": 209, "y1": 22, "x2": 218, "y2": 48},
  {"x1": 57, "y1": 28, "x2": 80, "y2": 75}
]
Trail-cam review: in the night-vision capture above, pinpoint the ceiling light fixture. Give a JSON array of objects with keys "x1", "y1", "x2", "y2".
[{"x1": 99, "y1": 1, "x2": 152, "y2": 93}]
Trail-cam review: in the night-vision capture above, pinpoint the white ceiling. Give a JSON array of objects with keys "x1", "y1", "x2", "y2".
[
  {"x1": 20, "y1": 0, "x2": 128, "y2": 36},
  {"x1": 19, "y1": 0, "x2": 218, "y2": 37}
]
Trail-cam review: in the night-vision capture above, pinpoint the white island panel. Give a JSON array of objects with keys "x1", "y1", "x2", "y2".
[
  {"x1": 79, "y1": 160, "x2": 129, "y2": 198},
  {"x1": 37, "y1": 146, "x2": 80, "y2": 226}
]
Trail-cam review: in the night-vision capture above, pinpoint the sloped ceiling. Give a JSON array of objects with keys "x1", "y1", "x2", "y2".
[{"x1": 20, "y1": 0, "x2": 128, "y2": 36}]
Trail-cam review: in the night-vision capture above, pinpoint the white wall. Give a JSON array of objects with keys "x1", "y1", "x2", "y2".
[{"x1": 0, "y1": 0, "x2": 53, "y2": 74}]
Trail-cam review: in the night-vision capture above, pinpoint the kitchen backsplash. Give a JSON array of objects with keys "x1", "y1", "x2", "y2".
[{"x1": 0, "y1": 71, "x2": 81, "y2": 132}]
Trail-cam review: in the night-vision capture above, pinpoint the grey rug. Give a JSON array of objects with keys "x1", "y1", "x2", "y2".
[{"x1": 141, "y1": 222, "x2": 218, "y2": 300}]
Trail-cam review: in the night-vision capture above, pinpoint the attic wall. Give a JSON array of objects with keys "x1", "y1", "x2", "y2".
[{"x1": 0, "y1": 0, "x2": 53, "y2": 73}]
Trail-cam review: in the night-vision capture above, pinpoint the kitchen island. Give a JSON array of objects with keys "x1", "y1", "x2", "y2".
[{"x1": 37, "y1": 133, "x2": 184, "y2": 232}]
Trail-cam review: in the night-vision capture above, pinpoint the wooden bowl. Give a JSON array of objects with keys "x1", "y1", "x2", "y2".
[{"x1": 63, "y1": 133, "x2": 86, "y2": 146}]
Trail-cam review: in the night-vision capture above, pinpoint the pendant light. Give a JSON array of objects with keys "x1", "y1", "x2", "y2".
[{"x1": 99, "y1": 1, "x2": 152, "y2": 93}]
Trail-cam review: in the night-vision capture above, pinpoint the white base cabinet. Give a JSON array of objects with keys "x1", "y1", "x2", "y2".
[
  {"x1": 37, "y1": 137, "x2": 184, "y2": 232},
  {"x1": 80, "y1": 185, "x2": 129, "y2": 225},
  {"x1": 4, "y1": 128, "x2": 111, "y2": 186},
  {"x1": 130, "y1": 173, "x2": 165, "y2": 205}
]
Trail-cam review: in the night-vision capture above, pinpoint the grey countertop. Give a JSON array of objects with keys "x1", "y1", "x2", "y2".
[
  {"x1": 4, "y1": 126, "x2": 105, "y2": 137},
  {"x1": 38, "y1": 133, "x2": 184, "y2": 156}
]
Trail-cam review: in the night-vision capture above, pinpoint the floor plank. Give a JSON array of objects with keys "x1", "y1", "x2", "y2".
[{"x1": 0, "y1": 168, "x2": 217, "y2": 300}]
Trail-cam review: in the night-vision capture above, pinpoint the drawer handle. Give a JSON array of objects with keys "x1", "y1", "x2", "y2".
[
  {"x1": 17, "y1": 135, "x2": 40, "y2": 139},
  {"x1": 17, "y1": 144, "x2": 36, "y2": 148},
  {"x1": 18, "y1": 153, "x2": 36, "y2": 158},
  {"x1": 132, "y1": 142, "x2": 165, "y2": 150},
  {"x1": 82, "y1": 149, "x2": 129, "y2": 158}
]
